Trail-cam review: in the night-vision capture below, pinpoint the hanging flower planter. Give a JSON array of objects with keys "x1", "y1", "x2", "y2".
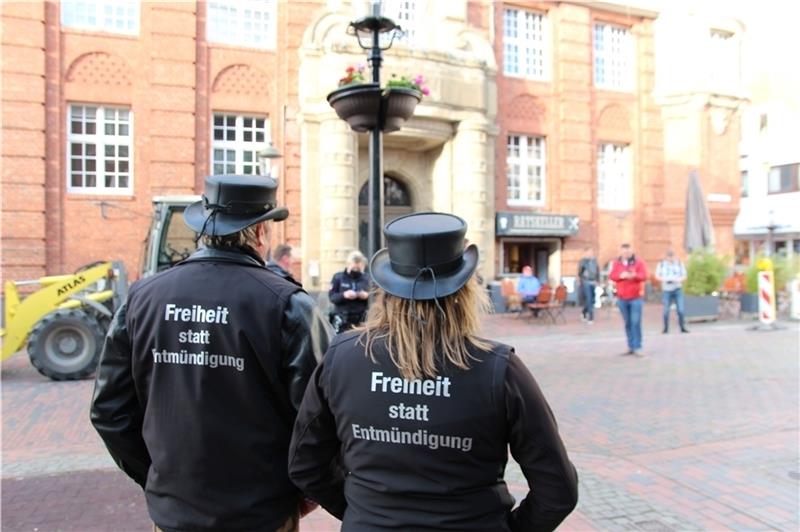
[
  {"x1": 382, "y1": 87, "x2": 421, "y2": 133},
  {"x1": 327, "y1": 83, "x2": 383, "y2": 133},
  {"x1": 327, "y1": 83, "x2": 421, "y2": 133}
]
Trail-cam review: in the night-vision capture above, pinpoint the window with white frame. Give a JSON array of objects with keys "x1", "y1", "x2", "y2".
[
  {"x1": 597, "y1": 143, "x2": 631, "y2": 209},
  {"x1": 61, "y1": 1, "x2": 139, "y2": 35},
  {"x1": 211, "y1": 114, "x2": 270, "y2": 175},
  {"x1": 68, "y1": 105, "x2": 133, "y2": 194},
  {"x1": 503, "y1": 8, "x2": 548, "y2": 79},
  {"x1": 207, "y1": 1, "x2": 275, "y2": 49},
  {"x1": 594, "y1": 23, "x2": 633, "y2": 90},
  {"x1": 507, "y1": 135, "x2": 546, "y2": 205},
  {"x1": 382, "y1": 0, "x2": 420, "y2": 46}
]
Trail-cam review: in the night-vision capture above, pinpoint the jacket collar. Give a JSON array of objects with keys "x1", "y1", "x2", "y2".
[{"x1": 182, "y1": 246, "x2": 265, "y2": 268}]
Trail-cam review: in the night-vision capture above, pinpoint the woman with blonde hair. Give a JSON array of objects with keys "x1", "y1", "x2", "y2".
[{"x1": 289, "y1": 212, "x2": 578, "y2": 531}]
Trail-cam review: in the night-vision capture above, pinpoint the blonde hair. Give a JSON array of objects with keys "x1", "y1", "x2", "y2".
[
  {"x1": 202, "y1": 222, "x2": 264, "y2": 249},
  {"x1": 347, "y1": 250, "x2": 367, "y2": 265},
  {"x1": 356, "y1": 277, "x2": 492, "y2": 380}
]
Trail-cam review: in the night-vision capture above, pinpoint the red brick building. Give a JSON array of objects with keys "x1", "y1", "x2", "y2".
[
  {"x1": 1, "y1": 1, "x2": 742, "y2": 288},
  {"x1": 2, "y1": 0, "x2": 316, "y2": 282}
]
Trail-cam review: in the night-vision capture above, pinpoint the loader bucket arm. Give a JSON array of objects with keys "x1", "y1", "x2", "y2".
[{"x1": 1, "y1": 262, "x2": 116, "y2": 360}]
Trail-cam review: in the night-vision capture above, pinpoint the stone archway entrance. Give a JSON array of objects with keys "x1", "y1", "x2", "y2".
[{"x1": 357, "y1": 174, "x2": 413, "y2": 255}]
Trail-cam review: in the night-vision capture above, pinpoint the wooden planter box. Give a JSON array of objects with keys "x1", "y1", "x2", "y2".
[
  {"x1": 684, "y1": 294, "x2": 720, "y2": 322},
  {"x1": 327, "y1": 83, "x2": 421, "y2": 133}
]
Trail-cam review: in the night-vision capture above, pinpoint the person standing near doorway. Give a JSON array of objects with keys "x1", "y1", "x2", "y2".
[
  {"x1": 655, "y1": 249, "x2": 690, "y2": 334},
  {"x1": 609, "y1": 243, "x2": 648, "y2": 356},
  {"x1": 577, "y1": 247, "x2": 599, "y2": 324},
  {"x1": 328, "y1": 251, "x2": 370, "y2": 333}
]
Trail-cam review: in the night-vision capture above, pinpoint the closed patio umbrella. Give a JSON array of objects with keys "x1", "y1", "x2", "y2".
[{"x1": 684, "y1": 171, "x2": 715, "y2": 252}]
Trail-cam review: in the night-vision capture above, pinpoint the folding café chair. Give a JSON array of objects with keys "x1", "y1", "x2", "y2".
[
  {"x1": 549, "y1": 284, "x2": 568, "y2": 324},
  {"x1": 527, "y1": 285, "x2": 553, "y2": 323}
]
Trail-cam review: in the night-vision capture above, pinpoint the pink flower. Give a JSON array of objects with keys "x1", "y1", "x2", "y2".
[
  {"x1": 422, "y1": 87, "x2": 430, "y2": 96},
  {"x1": 414, "y1": 75, "x2": 424, "y2": 85}
]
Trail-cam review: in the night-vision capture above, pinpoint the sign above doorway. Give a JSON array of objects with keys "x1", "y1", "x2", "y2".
[{"x1": 496, "y1": 212, "x2": 580, "y2": 237}]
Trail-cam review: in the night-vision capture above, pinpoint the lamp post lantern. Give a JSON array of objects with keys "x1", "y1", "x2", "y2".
[
  {"x1": 348, "y1": 2, "x2": 402, "y2": 258},
  {"x1": 257, "y1": 142, "x2": 282, "y2": 179}
]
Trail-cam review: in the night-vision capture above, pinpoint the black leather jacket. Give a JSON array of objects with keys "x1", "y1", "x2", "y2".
[{"x1": 90, "y1": 246, "x2": 331, "y2": 531}]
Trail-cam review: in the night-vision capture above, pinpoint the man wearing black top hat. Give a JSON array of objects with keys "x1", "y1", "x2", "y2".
[{"x1": 91, "y1": 175, "x2": 330, "y2": 532}]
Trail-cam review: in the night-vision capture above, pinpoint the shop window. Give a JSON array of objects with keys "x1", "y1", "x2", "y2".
[
  {"x1": 597, "y1": 143, "x2": 631, "y2": 210},
  {"x1": 211, "y1": 113, "x2": 269, "y2": 175},
  {"x1": 594, "y1": 23, "x2": 633, "y2": 91},
  {"x1": 507, "y1": 135, "x2": 546, "y2": 206},
  {"x1": 61, "y1": 1, "x2": 139, "y2": 35},
  {"x1": 207, "y1": 1, "x2": 276, "y2": 49},
  {"x1": 768, "y1": 163, "x2": 799, "y2": 194},
  {"x1": 503, "y1": 8, "x2": 549, "y2": 79},
  {"x1": 67, "y1": 104, "x2": 133, "y2": 194}
]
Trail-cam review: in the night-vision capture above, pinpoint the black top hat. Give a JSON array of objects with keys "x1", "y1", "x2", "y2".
[
  {"x1": 370, "y1": 212, "x2": 478, "y2": 301},
  {"x1": 184, "y1": 175, "x2": 289, "y2": 237}
]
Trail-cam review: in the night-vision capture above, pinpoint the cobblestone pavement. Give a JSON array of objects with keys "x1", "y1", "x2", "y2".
[{"x1": 2, "y1": 304, "x2": 798, "y2": 531}]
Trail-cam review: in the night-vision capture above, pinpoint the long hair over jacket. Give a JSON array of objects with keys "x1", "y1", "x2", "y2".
[{"x1": 356, "y1": 277, "x2": 492, "y2": 381}]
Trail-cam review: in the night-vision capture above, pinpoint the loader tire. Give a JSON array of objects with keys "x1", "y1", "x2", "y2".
[{"x1": 27, "y1": 309, "x2": 105, "y2": 381}]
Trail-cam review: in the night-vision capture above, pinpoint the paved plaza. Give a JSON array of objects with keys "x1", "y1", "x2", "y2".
[{"x1": 2, "y1": 304, "x2": 798, "y2": 531}]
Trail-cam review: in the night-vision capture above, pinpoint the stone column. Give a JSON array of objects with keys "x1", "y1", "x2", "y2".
[
  {"x1": 452, "y1": 119, "x2": 496, "y2": 280},
  {"x1": 317, "y1": 117, "x2": 358, "y2": 288}
]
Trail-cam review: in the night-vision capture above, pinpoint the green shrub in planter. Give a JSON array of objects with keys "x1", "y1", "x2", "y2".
[{"x1": 685, "y1": 249, "x2": 727, "y2": 296}]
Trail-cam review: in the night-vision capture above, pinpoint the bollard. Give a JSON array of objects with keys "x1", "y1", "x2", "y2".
[{"x1": 756, "y1": 258, "x2": 776, "y2": 325}]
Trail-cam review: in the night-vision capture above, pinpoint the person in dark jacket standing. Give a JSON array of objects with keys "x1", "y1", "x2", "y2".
[
  {"x1": 609, "y1": 243, "x2": 649, "y2": 356},
  {"x1": 289, "y1": 212, "x2": 578, "y2": 531},
  {"x1": 577, "y1": 246, "x2": 600, "y2": 324},
  {"x1": 90, "y1": 175, "x2": 330, "y2": 532},
  {"x1": 266, "y1": 243, "x2": 300, "y2": 286},
  {"x1": 328, "y1": 251, "x2": 370, "y2": 333}
]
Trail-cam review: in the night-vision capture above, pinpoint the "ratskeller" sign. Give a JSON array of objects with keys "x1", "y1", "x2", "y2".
[{"x1": 495, "y1": 212, "x2": 580, "y2": 237}]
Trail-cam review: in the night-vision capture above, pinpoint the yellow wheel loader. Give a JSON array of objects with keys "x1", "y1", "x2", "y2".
[
  {"x1": 1, "y1": 195, "x2": 200, "y2": 381},
  {"x1": 1, "y1": 261, "x2": 128, "y2": 380}
]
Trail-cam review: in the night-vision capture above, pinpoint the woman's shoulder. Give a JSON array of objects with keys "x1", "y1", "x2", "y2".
[{"x1": 470, "y1": 336, "x2": 515, "y2": 360}]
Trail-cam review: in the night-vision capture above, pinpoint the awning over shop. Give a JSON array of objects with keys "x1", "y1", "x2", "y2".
[
  {"x1": 496, "y1": 212, "x2": 580, "y2": 237},
  {"x1": 734, "y1": 196, "x2": 800, "y2": 237}
]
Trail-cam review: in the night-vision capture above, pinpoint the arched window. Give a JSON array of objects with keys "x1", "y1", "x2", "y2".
[
  {"x1": 358, "y1": 175, "x2": 414, "y2": 255},
  {"x1": 358, "y1": 175, "x2": 412, "y2": 206}
]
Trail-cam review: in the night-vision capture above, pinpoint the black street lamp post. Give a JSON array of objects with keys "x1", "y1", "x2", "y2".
[{"x1": 349, "y1": 4, "x2": 401, "y2": 258}]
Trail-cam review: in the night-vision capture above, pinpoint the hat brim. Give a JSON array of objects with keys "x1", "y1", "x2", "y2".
[
  {"x1": 183, "y1": 201, "x2": 289, "y2": 236},
  {"x1": 369, "y1": 244, "x2": 479, "y2": 300}
]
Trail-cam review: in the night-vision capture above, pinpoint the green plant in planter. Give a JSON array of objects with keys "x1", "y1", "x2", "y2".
[
  {"x1": 336, "y1": 66, "x2": 430, "y2": 96},
  {"x1": 685, "y1": 249, "x2": 727, "y2": 296},
  {"x1": 385, "y1": 74, "x2": 430, "y2": 95},
  {"x1": 744, "y1": 255, "x2": 800, "y2": 293}
]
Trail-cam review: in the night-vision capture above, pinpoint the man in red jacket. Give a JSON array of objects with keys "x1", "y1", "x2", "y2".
[{"x1": 609, "y1": 243, "x2": 648, "y2": 356}]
